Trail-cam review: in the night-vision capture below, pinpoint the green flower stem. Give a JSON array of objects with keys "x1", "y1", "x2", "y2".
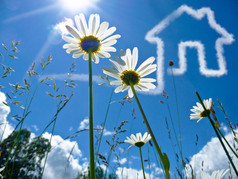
[
  {"x1": 89, "y1": 52, "x2": 96, "y2": 179},
  {"x1": 196, "y1": 92, "x2": 238, "y2": 177},
  {"x1": 130, "y1": 84, "x2": 170, "y2": 179},
  {"x1": 139, "y1": 147, "x2": 146, "y2": 179}
]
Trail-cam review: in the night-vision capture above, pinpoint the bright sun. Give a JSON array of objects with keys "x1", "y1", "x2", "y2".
[{"x1": 59, "y1": 0, "x2": 94, "y2": 11}]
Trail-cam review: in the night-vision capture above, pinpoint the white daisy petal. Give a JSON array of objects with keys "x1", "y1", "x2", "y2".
[
  {"x1": 128, "y1": 87, "x2": 133, "y2": 98},
  {"x1": 102, "y1": 67, "x2": 120, "y2": 79},
  {"x1": 115, "y1": 85, "x2": 124, "y2": 93},
  {"x1": 74, "y1": 15, "x2": 84, "y2": 38},
  {"x1": 137, "y1": 84, "x2": 149, "y2": 91},
  {"x1": 126, "y1": 48, "x2": 132, "y2": 70},
  {"x1": 139, "y1": 65, "x2": 157, "y2": 77},
  {"x1": 136, "y1": 57, "x2": 155, "y2": 73},
  {"x1": 101, "y1": 46, "x2": 116, "y2": 52},
  {"x1": 65, "y1": 25, "x2": 81, "y2": 39},
  {"x1": 72, "y1": 52, "x2": 83, "y2": 59},
  {"x1": 140, "y1": 78, "x2": 156, "y2": 83},
  {"x1": 102, "y1": 40, "x2": 117, "y2": 47},
  {"x1": 140, "y1": 82, "x2": 156, "y2": 90},
  {"x1": 88, "y1": 14, "x2": 94, "y2": 35},
  {"x1": 131, "y1": 47, "x2": 138, "y2": 70},
  {"x1": 93, "y1": 14, "x2": 100, "y2": 35},
  {"x1": 110, "y1": 80, "x2": 122, "y2": 85},
  {"x1": 92, "y1": 54, "x2": 99, "y2": 64},
  {"x1": 96, "y1": 21, "x2": 109, "y2": 37},
  {"x1": 63, "y1": 43, "x2": 79, "y2": 49},
  {"x1": 79, "y1": 13, "x2": 88, "y2": 36},
  {"x1": 62, "y1": 36, "x2": 78, "y2": 44},
  {"x1": 101, "y1": 35, "x2": 121, "y2": 45},
  {"x1": 97, "y1": 51, "x2": 111, "y2": 58},
  {"x1": 93, "y1": 54, "x2": 99, "y2": 64},
  {"x1": 142, "y1": 132, "x2": 148, "y2": 141},
  {"x1": 121, "y1": 86, "x2": 129, "y2": 92},
  {"x1": 109, "y1": 59, "x2": 124, "y2": 72},
  {"x1": 99, "y1": 27, "x2": 117, "y2": 40},
  {"x1": 83, "y1": 53, "x2": 89, "y2": 60}
]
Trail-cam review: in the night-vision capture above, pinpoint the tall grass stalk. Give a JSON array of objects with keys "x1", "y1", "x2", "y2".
[
  {"x1": 165, "y1": 103, "x2": 182, "y2": 161},
  {"x1": 95, "y1": 89, "x2": 114, "y2": 163},
  {"x1": 104, "y1": 104, "x2": 124, "y2": 178},
  {"x1": 4, "y1": 59, "x2": 50, "y2": 177},
  {"x1": 41, "y1": 62, "x2": 75, "y2": 178},
  {"x1": 130, "y1": 84, "x2": 170, "y2": 179},
  {"x1": 196, "y1": 91, "x2": 238, "y2": 177},
  {"x1": 170, "y1": 68, "x2": 182, "y2": 156}
]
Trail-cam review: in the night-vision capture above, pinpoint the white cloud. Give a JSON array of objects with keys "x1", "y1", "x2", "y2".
[
  {"x1": 78, "y1": 118, "x2": 89, "y2": 130},
  {"x1": 116, "y1": 167, "x2": 161, "y2": 179},
  {"x1": 41, "y1": 73, "x2": 104, "y2": 84},
  {"x1": 147, "y1": 163, "x2": 164, "y2": 176},
  {"x1": 102, "y1": 128, "x2": 114, "y2": 136},
  {"x1": 0, "y1": 92, "x2": 13, "y2": 140},
  {"x1": 53, "y1": 18, "x2": 74, "y2": 35},
  {"x1": 113, "y1": 158, "x2": 127, "y2": 165},
  {"x1": 32, "y1": 125, "x2": 39, "y2": 132},
  {"x1": 186, "y1": 130, "x2": 238, "y2": 179},
  {"x1": 42, "y1": 132, "x2": 84, "y2": 179},
  {"x1": 145, "y1": 5, "x2": 235, "y2": 94}
]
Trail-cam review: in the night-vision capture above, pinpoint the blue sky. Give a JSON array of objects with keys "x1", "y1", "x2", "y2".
[{"x1": 0, "y1": 0, "x2": 238, "y2": 178}]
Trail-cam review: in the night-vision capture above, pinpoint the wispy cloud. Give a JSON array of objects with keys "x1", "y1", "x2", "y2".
[
  {"x1": 146, "y1": 5, "x2": 235, "y2": 94},
  {"x1": 3, "y1": 4, "x2": 58, "y2": 23},
  {"x1": 41, "y1": 73, "x2": 104, "y2": 84}
]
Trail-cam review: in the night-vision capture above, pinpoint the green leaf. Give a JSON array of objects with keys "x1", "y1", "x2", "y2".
[
  {"x1": 9, "y1": 55, "x2": 18, "y2": 59},
  {"x1": 2, "y1": 101, "x2": 8, "y2": 106},
  {"x1": 47, "y1": 92, "x2": 54, "y2": 97},
  {"x1": 2, "y1": 43, "x2": 7, "y2": 50},
  {"x1": 162, "y1": 153, "x2": 170, "y2": 171}
]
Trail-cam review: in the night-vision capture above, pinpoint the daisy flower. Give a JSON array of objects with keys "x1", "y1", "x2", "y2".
[
  {"x1": 201, "y1": 169, "x2": 229, "y2": 179},
  {"x1": 62, "y1": 13, "x2": 120, "y2": 63},
  {"x1": 124, "y1": 132, "x2": 151, "y2": 148},
  {"x1": 190, "y1": 98, "x2": 212, "y2": 122},
  {"x1": 102, "y1": 47, "x2": 156, "y2": 98}
]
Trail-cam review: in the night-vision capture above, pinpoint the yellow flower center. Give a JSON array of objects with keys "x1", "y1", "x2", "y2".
[
  {"x1": 79, "y1": 35, "x2": 101, "y2": 54},
  {"x1": 120, "y1": 70, "x2": 140, "y2": 86},
  {"x1": 134, "y1": 141, "x2": 145, "y2": 148},
  {"x1": 200, "y1": 110, "x2": 210, "y2": 118}
]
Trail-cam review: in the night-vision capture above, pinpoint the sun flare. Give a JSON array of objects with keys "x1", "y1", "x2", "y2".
[{"x1": 59, "y1": 0, "x2": 94, "y2": 11}]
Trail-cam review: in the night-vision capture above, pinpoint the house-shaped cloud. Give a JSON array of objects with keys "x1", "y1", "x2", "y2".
[{"x1": 145, "y1": 4, "x2": 234, "y2": 95}]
